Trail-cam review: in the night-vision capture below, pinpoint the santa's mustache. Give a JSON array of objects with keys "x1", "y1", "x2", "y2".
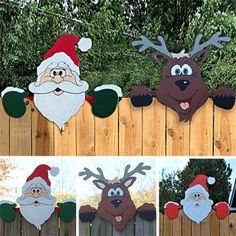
[
  {"x1": 29, "y1": 80, "x2": 89, "y2": 94},
  {"x1": 17, "y1": 196, "x2": 56, "y2": 205}
]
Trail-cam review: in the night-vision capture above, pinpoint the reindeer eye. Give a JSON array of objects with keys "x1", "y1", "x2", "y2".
[
  {"x1": 115, "y1": 188, "x2": 124, "y2": 196},
  {"x1": 108, "y1": 188, "x2": 116, "y2": 197},
  {"x1": 181, "y1": 64, "x2": 192, "y2": 75},
  {"x1": 171, "y1": 65, "x2": 182, "y2": 76}
]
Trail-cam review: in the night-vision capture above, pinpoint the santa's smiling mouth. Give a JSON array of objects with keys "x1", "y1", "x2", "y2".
[
  {"x1": 54, "y1": 88, "x2": 64, "y2": 95},
  {"x1": 33, "y1": 201, "x2": 40, "y2": 206}
]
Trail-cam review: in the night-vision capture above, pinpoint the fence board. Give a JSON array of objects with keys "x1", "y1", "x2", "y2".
[
  {"x1": 113, "y1": 219, "x2": 134, "y2": 236},
  {"x1": 40, "y1": 212, "x2": 59, "y2": 236},
  {"x1": 143, "y1": 99, "x2": 166, "y2": 156},
  {"x1": 1, "y1": 98, "x2": 236, "y2": 156},
  {"x1": 210, "y1": 212, "x2": 219, "y2": 236},
  {"x1": 95, "y1": 108, "x2": 118, "y2": 156},
  {"x1": 182, "y1": 212, "x2": 191, "y2": 236},
  {"x1": 0, "y1": 100, "x2": 10, "y2": 155},
  {"x1": 214, "y1": 105, "x2": 236, "y2": 156},
  {"x1": 163, "y1": 213, "x2": 173, "y2": 236},
  {"x1": 219, "y1": 216, "x2": 229, "y2": 236},
  {"x1": 21, "y1": 217, "x2": 40, "y2": 236},
  {"x1": 54, "y1": 117, "x2": 76, "y2": 156},
  {"x1": 172, "y1": 212, "x2": 182, "y2": 236},
  {"x1": 229, "y1": 213, "x2": 236, "y2": 236},
  {"x1": 60, "y1": 217, "x2": 76, "y2": 236},
  {"x1": 166, "y1": 107, "x2": 190, "y2": 155},
  {"x1": 190, "y1": 100, "x2": 213, "y2": 155},
  {"x1": 31, "y1": 104, "x2": 54, "y2": 156},
  {"x1": 91, "y1": 214, "x2": 112, "y2": 236},
  {"x1": 119, "y1": 99, "x2": 142, "y2": 156},
  {"x1": 4, "y1": 211, "x2": 21, "y2": 236},
  {"x1": 9, "y1": 103, "x2": 31, "y2": 156},
  {"x1": 159, "y1": 213, "x2": 163, "y2": 236},
  {"x1": 79, "y1": 220, "x2": 90, "y2": 236},
  {"x1": 201, "y1": 213, "x2": 211, "y2": 236},
  {"x1": 76, "y1": 102, "x2": 95, "y2": 155},
  {"x1": 0, "y1": 218, "x2": 4, "y2": 235}
]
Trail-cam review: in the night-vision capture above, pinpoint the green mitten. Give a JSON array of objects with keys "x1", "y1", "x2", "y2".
[
  {"x1": 87, "y1": 85, "x2": 122, "y2": 118},
  {"x1": 0, "y1": 201, "x2": 17, "y2": 222},
  {"x1": 57, "y1": 200, "x2": 76, "y2": 222},
  {"x1": 1, "y1": 87, "x2": 29, "y2": 118}
]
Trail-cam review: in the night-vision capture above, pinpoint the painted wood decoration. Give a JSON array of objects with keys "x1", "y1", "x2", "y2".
[
  {"x1": 1, "y1": 34, "x2": 122, "y2": 131},
  {"x1": 131, "y1": 32, "x2": 235, "y2": 122},
  {"x1": 164, "y1": 174, "x2": 229, "y2": 223},
  {"x1": 79, "y1": 162, "x2": 156, "y2": 231},
  {"x1": 0, "y1": 164, "x2": 76, "y2": 230}
]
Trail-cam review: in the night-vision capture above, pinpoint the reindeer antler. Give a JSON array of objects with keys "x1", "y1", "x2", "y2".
[
  {"x1": 189, "y1": 32, "x2": 231, "y2": 57},
  {"x1": 79, "y1": 167, "x2": 107, "y2": 182},
  {"x1": 120, "y1": 162, "x2": 151, "y2": 181},
  {"x1": 132, "y1": 35, "x2": 172, "y2": 58}
]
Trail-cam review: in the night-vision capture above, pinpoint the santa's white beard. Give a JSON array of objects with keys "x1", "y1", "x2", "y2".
[
  {"x1": 34, "y1": 92, "x2": 85, "y2": 129},
  {"x1": 19, "y1": 203, "x2": 55, "y2": 230},
  {"x1": 181, "y1": 199, "x2": 213, "y2": 224}
]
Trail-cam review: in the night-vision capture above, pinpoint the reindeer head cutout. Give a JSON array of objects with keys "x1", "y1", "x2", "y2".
[
  {"x1": 132, "y1": 32, "x2": 231, "y2": 121},
  {"x1": 79, "y1": 163, "x2": 151, "y2": 231}
]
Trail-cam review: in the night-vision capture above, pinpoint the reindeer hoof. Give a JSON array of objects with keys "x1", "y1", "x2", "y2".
[
  {"x1": 211, "y1": 87, "x2": 235, "y2": 110},
  {"x1": 79, "y1": 205, "x2": 96, "y2": 222},
  {"x1": 139, "y1": 210, "x2": 156, "y2": 221},
  {"x1": 130, "y1": 86, "x2": 153, "y2": 107}
]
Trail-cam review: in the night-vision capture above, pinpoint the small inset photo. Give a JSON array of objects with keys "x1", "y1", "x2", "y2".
[
  {"x1": 78, "y1": 158, "x2": 156, "y2": 236},
  {"x1": 0, "y1": 158, "x2": 76, "y2": 236},
  {"x1": 159, "y1": 158, "x2": 236, "y2": 236}
]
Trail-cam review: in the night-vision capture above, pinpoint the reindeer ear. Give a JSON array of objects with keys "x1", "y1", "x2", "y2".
[
  {"x1": 151, "y1": 52, "x2": 170, "y2": 65},
  {"x1": 122, "y1": 177, "x2": 137, "y2": 188},
  {"x1": 191, "y1": 49, "x2": 210, "y2": 64},
  {"x1": 93, "y1": 180, "x2": 107, "y2": 190}
]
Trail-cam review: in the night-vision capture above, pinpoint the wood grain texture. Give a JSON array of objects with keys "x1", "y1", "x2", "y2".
[
  {"x1": 190, "y1": 100, "x2": 213, "y2": 155},
  {"x1": 166, "y1": 107, "x2": 190, "y2": 156},
  {"x1": 119, "y1": 99, "x2": 142, "y2": 155},
  {"x1": 210, "y1": 212, "x2": 219, "y2": 236},
  {"x1": 229, "y1": 213, "x2": 236, "y2": 236},
  {"x1": 1, "y1": 98, "x2": 236, "y2": 156},
  {"x1": 91, "y1": 214, "x2": 112, "y2": 236},
  {"x1": 214, "y1": 104, "x2": 236, "y2": 156},
  {"x1": 21, "y1": 216, "x2": 40, "y2": 236},
  {"x1": 0, "y1": 99, "x2": 10, "y2": 155},
  {"x1": 76, "y1": 102, "x2": 95, "y2": 155},
  {"x1": 54, "y1": 117, "x2": 76, "y2": 156},
  {"x1": 95, "y1": 108, "x2": 118, "y2": 156},
  {"x1": 4, "y1": 212, "x2": 21, "y2": 236},
  {"x1": 60, "y1": 217, "x2": 76, "y2": 236},
  {"x1": 40, "y1": 212, "x2": 59, "y2": 236},
  {"x1": 31, "y1": 104, "x2": 54, "y2": 156},
  {"x1": 9, "y1": 103, "x2": 31, "y2": 156},
  {"x1": 143, "y1": 99, "x2": 166, "y2": 156}
]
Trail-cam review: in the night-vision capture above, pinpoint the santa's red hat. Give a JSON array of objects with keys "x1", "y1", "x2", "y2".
[
  {"x1": 22, "y1": 164, "x2": 59, "y2": 192},
  {"x1": 37, "y1": 34, "x2": 92, "y2": 81},
  {"x1": 188, "y1": 174, "x2": 215, "y2": 192}
]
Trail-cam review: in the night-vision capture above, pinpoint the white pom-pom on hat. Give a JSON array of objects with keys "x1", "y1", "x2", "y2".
[
  {"x1": 50, "y1": 167, "x2": 59, "y2": 176},
  {"x1": 78, "y1": 37, "x2": 92, "y2": 52},
  {"x1": 207, "y1": 176, "x2": 215, "y2": 185}
]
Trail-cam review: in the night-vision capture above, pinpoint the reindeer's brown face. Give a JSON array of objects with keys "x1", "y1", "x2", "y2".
[
  {"x1": 94, "y1": 177, "x2": 136, "y2": 231},
  {"x1": 156, "y1": 57, "x2": 209, "y2": 121}
]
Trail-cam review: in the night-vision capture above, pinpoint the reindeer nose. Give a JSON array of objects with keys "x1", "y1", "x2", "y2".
[
  {"x1": 111, "y1": 199, "x2": 122, "y2": 208},
  {"x1": 175, "y1": 80, "x2": 190, "y2": 91}
]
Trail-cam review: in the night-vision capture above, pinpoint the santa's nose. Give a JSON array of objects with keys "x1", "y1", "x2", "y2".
[{"x1": 52, "y1": 75, "x2": 64, "y2": 84}]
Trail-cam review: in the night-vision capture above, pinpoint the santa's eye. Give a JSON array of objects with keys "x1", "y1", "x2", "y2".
[
  {"x1": 181, "y1": 64, "x2": 192, "y2": 75},
  {"x1": 50, "y1": 70, "x2": 57, "y2": 77},
  {"x1": 171, "y1": 65, "x2": 182, "y2": 76},
  {"x1": 58, "y1": 70, "x2": 66, "y2": 77},
  {"x1": 31, "y1": 188, "x2": 36, "y2": 194},
  {"x1": 115, "y1": 188, "x2": 124, "y2": 196},
  {"x1": 108, "y1": 188, "x2": 116, "y2": 197},
  {"x1": 36, "y1": 189, "x2": 42, "y2": 194}
]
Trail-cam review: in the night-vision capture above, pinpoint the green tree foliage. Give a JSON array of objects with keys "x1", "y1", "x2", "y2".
[
  {"x1": 159, "y1": 159, "x2": 232, "y2": 213},
  {"x1": 0, "y1": 0, "x2": 235, "y2": 94}
]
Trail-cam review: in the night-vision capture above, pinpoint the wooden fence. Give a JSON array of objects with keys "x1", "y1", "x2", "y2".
[
  {"x1": 79, "y1": 213, "x2": 156, "y2": 236},
  {"x1": 1, "y1": 98, "x2": 236, "y2": 156},
  {"x1": 0, "y1": 212, "x2": 76, "y2": 236},
  {"x1": 159, "y1": 211, "x2": 236, "y2": 236}
]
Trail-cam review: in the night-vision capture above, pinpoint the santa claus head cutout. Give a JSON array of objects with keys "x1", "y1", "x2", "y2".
[
  {"x1": 16, "y1": 164, "x2": 59, "y2": 230},
  {"x1": 165, "y1": 174, "x2": 229, "y2": 224},
  {"x1": 29, "y1": 34, "x2": 91, "y2": 130}
]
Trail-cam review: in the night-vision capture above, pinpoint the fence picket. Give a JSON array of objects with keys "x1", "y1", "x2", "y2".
[
  {"x1": 182, "y1": 212, "x2": 191, "y2": 236},
  {"x1": 76, "y1": 101, "x2": 95, "y2": 155},
  {"x1": 190, "y1": 100, "x2": 213, "y2": 155},
  {"x1": 60, "y1": 217, "x2": 76, "y2": 236},
  {"x1": 0, "y1": 100, "x2": 10, "y2": 155},
  {"x1": 210, "y1": 212, "x2": 220, "y2": 236},
  {"x1": 229, "y1": 213, "x2": 236, "y2": 236},
  {"x1": 219, "y1": 216, "x2": 229, "y2": 236},
  {"x1": 201, "y1": 213, "x2": 211, "y2": 236},
  {"x1": 40, "y1": 212, "x2": 59, "y2": 236},
  {"x1": 4, "y1": 212, "x2": 21, "y2": 236},
  {"x1": 9, "y1": 103, "x2": 31, "y2": 156},
  {"x1": 91, "y1": 214, "x2": 112, "y2": 236},
  {"x1": 31, "y1": 104, "x2": 54, "y2": 155},
  {"x1": 0, "y1": 218, "x2": 4, "y2": 236},
  {"x1": 21, "y1": 217, "x2": 40, "y2": 236},
  {"x1": 113, "y1": 219, "x2": 134, "y2": 236}
]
